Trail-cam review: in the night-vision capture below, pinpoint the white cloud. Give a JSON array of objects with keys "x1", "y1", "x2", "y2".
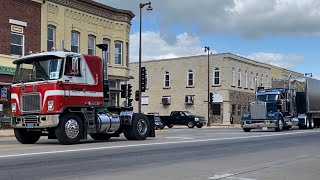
[
  {"x1": 129, "y1": 31, "x2": 205, "y2": 62},
  {"x1": 95, "y1": 0, "x2": 320, "y2": 38},
  {"x1": 247, "y1": 52, "x2": 303, "y2": 69}
]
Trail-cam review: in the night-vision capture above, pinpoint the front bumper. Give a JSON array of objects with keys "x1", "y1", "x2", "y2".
[
  {"x1": 242, "y1": 120, "x2": 277, "y2": 129},
  {"x1": 196, "y1": 121, "x2": 206, "y2": 126},
  {"x1": 11, "y1": 115, "x2": 60, "y2": 128}
]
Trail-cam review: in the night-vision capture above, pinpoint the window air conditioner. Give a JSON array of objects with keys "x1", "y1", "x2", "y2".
[{"x1": 162, "y1": 97, "x2": 171, "y2": 105}]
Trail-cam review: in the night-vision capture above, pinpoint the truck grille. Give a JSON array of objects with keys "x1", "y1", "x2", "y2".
[
  {"x1": 250, "y1": 101, "x2": 267, "y2": 119},
  {"x1": 24, "y1": 116, "x2": 38, "y2": 124},
  {"x1": 22, "y1": 94, "x2": 41, "y2": 112}
]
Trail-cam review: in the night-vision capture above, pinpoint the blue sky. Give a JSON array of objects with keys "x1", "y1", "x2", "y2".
[{"x1": 95, "y1": 0, "x2": 320, "y2": 78}]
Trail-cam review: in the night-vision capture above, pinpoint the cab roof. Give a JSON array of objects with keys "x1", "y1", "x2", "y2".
[{"x1": 13, "y1": 51, "x2": 82, "y2": 64}]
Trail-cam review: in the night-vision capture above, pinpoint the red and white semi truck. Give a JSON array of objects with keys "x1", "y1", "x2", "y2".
[{"x1": 10, "y1": 44, "x2": 154, "y2": 145}]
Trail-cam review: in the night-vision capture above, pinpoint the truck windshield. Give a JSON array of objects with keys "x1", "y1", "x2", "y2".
[
  {"x1": 257, "y1": 94, "x2": 279, "y2": 102},
  {"x1": 13, "y1": 58, "x2": 63, "y2": 83}
]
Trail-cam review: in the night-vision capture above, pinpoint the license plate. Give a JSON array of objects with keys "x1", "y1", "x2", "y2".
[
  {"x1": 26, "y1": 123, "x2": 34, "y2": 128},
  {"x1": 262, "y1": 127, "x2": 267, "y2": 130}
]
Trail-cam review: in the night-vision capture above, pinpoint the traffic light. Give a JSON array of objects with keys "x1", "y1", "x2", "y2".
[
  {"x1": 128, "y1": 99, "x2": 133, "y2": 107},
  {"x1": 120, "y1": 84, "x2": 127, "y2": 98},
  {"x1": 135, "y1": 90, "x2": 139, "y2": 101},
  {"x1": 209, "y1": 93, "x2": 213, "y2": 103},
  {"x1": 141, "y1": 67, "x2": 147, "y2": 92},
  {"x1": 127, "y1": 84, "x2": 132, "y2": 99}
]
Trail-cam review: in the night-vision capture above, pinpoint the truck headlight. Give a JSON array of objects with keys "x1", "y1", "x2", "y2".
[
  {"x1": 48, "y1": 100, "x2": 54, "y2": 111},
  {"x1": 12, "y1": 103, "x2": 16, "y2": 112},
  {"x1": 195, "y1": 118, "x2": 199, "y2": 122}
]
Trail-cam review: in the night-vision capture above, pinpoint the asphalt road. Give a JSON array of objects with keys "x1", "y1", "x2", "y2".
[{"x1": 0, "y1": 127, "x2": 320, "y2": 180}]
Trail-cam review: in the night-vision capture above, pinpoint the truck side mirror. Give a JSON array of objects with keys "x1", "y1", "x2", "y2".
[{"x1": 71, "y1": 57, "x2": 79, "y2": 75}]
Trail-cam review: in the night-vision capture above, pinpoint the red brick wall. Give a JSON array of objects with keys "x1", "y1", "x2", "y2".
[{"x1": 0, "y1": 0, "x2": 41, "y2": 55}]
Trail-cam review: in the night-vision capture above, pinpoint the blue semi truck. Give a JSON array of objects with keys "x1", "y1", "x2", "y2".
[{"x1": 242, "y1": 76, "x2": 320, "y2": 132}]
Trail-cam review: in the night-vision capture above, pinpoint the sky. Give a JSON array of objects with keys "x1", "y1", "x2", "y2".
[{"x1": 95, "y1": 0, "x2": 320, "y2": 78}]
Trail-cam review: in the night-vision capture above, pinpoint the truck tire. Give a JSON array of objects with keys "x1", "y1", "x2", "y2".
[
  {"x1": 243, "y1": 128, "x2": 251, "y2": 132},
  {"x1": 55, "y1": 114, "x2": 84, "y2": 145},
  {"x1": 196, "y1": 124, "x2": 203, "y2": 128},
  {"x1": 187, "y1": 121, "x2": 195, "y2": 128},
  {"x1": 90, "y1": 133, "x2": 112, "y2": 140},
  {"x1": 14, "y1": 129, "x2": 41, "y2": 144},
  {"x1": 124, "y1": 113, "x2": 150, "y2": 140},
  {"x1": 275, "y1": 117, "x2": 284, "y2": 132},
  {"x1": 167, "y1": 124, "x2": 173, "y2": 128}
]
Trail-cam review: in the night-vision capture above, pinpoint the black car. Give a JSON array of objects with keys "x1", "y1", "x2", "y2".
[
  {"x1": 146, "y1": 112, "x2": 165, "y2": 130},
  {"x1": 154, "y1": 116, "x2": 165, "y2": 130}
]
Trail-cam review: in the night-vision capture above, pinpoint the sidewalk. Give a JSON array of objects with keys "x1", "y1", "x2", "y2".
[{"x1": 0, "y1": 129, "x2": 14, "y2": 137}]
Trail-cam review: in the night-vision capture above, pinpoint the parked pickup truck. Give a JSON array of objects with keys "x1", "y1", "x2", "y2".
[{"x1": 158, "y1": 111, "x2": 206, "y2": 128}]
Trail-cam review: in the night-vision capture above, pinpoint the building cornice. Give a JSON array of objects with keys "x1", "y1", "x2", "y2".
[{"x1": 47, "y1": 0, "x2": 135, "y2": 24}]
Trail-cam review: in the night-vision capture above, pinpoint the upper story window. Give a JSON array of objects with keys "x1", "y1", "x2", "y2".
[
  {"x1": 126, "y1": 42, "x2": 129, "y2": 67},
  {"x1": 10, "y1": 33, "x2": 24, "y2": 56},
  {"x1": 245, "y1": 70, "x2": 248, "y2": 88},
  {"x1": 102, "y1": 38, "x2": 110, "y2": 64},
  {"x1": 238, "y1": 69, "x2": 241, "y2": 87},
  {"x1": 231, "y1": 67, "x2": 235, "y2": 86},
  {"x1": 250, "y1": 72, "x2": 253, "y2": 89},
  {"x1": 115, "y1": 41, "x2": 122, "y2": 65},
  {"x1": 187, "y1": 70, "x2": 194, "y2": 87},
  {"x1": 47, "y1": 25, "x2": 56, "y2": 51},
  {"x1": 214, "y1": 67, "x2": 220, "y2": 85},
  {"x1": 255, "y1": 73, "x2": 259, "y2": 88},
  {"x1": 146, "y1": 73, "x2": 148, "y2": 89},
  {"x1": 71, "y1": 31, "x2": 80, "y2": 53},
  {"x1": 164, "y1": 71, "x2": 170, "y2": 88},
  {"x1": 88, "y1": 35, "x2": 96, "y2": 55},
  {"x1": 260, "y1": 74, "x2": 264, "y2": 86},
  {"x1": 266, "y1": 75, "x2": 269, "y2": 85}
]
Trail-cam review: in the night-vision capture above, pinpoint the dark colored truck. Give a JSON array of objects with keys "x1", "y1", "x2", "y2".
[{"x1": 158, "y1": 111, "x2": 206, "y2": 128}]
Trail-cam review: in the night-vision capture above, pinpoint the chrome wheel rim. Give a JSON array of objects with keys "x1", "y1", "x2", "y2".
[
  {"x1": 306, "y1": 118, "x2": 309, "y2": 127},
  {"x1": 137, "y1": 119, "x2": 147, "y2": 135},
  {"x1": 311, "y1": 119, "x2": 314, "y2": 128},
  {"x1": 65, "y1": 119, "x2": 79, "y2": 139},
  {"x1": 188, "y1": 121, "x2": 194, "y2": 127}
]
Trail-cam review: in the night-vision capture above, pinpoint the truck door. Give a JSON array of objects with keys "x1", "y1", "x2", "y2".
[{"x1": 62, "y1": 55, "x2": 86, "y2": 105}]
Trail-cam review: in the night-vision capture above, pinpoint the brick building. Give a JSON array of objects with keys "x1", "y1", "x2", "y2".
[
  {"x1": 0, "y1": 0, "x2": 42, "y2": 117},
  {"x1": 129, "y1": 53, "x2": 303, "y2": 125}
]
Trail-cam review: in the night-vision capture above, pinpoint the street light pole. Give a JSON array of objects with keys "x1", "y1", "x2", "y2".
[
  {"x1": 138, "y1": 2, "x2": 152, "y2": 113},
  {"x1": 204, "y1": 46, "x2": 210, "y2": 126}
]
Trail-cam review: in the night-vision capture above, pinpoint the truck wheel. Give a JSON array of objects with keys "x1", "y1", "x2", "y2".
[
  {"x1": 55, "y1": 114, "x2": 84, "y2": 145},
  {"x1": 167, "y1": 124, "x2": 173, "y2": 128},
  {"x1": 196, "y1": 125, "x2": 203, "y2": 128},
  {"x1": 14, "y1": 129, "x2": 41, "y2": 144},
  {"x1": 275, "y1": 118, "x2": 284, "y2": 132},
  {"x1": 159, "y1": 123, "x2": 165, "y2": 129},
  {"x1": 187, "y1": 121, "x2": 195, "y2": 128},
  {"x1": 243, "y1": 128, "x2": 251, "y2": 132},
  {"x1": 124, "y1": 113, "x2": 150, "y2": 140},
  {"x1": 90, "y1": 133, "x2": 112, "y2": 140}
]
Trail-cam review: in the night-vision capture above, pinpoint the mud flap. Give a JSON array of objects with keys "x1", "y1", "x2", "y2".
[{"x1": 146, "y1": 115, "x2": 155, "y2": 137}]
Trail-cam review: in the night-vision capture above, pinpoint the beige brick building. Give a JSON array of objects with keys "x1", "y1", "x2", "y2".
[
  {"x1": 41, "y1": 0, "x2": 134, "y2": 107},
  {"x1": 128, "y1": 53, "x2": 302, "y2": 125}
]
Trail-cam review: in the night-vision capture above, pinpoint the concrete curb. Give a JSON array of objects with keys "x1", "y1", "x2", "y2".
[{"x1": 0, "y1": 129, "x2": 14, "y2": 137}]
